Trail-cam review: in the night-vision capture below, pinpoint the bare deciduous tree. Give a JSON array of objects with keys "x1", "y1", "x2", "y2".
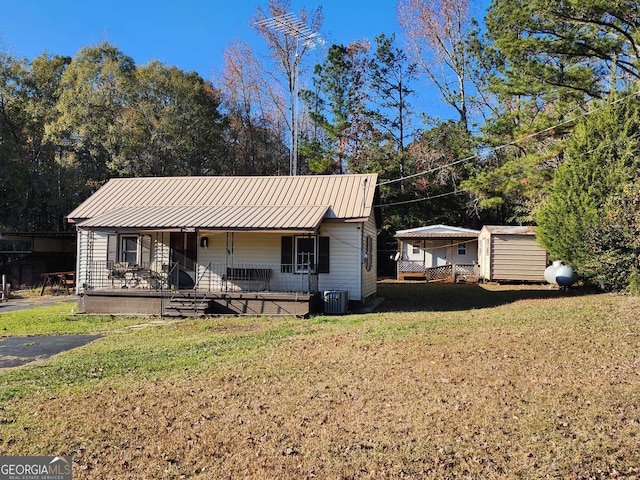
[
  {"x1": 217, "y1": 39, "x2": 288, "y2": 175},
  {"x1": 397, "y1": 0, "x2": 475, "y2": 131}
]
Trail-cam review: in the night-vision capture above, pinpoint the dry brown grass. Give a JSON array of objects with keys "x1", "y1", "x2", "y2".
[{"x1": 2, "y1": 283, "x2": 640, "y2": 479}]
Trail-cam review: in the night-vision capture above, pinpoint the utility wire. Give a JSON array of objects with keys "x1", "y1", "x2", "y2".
[
  {"x1": 375, "y1": 121, "x2": 640, "y2": 209},
  {"x1": 377, "y1": 89, "x2": 640, "y2": 188},
  {"x1": 379, "y1": 190, "x2": 463, "y2": 208}
]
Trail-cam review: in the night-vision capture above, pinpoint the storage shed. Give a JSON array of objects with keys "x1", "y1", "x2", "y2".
[{"x1": 478, "y1": 226, "x2": 548, "y2": 282}]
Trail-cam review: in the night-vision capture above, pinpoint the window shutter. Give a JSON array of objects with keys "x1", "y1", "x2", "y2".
[
  {"x1": 107, "y1": 234, "x2": 117, "y2": 266},
  {"x1": 281, "y1": 236, "x2": 293, "y2": 273},
  {"x1": 318, "y1": 236, "x2": 330, "y2": 273},
  {"x1": 141, "y1": 235, "x2": 152, "y2": 266}
]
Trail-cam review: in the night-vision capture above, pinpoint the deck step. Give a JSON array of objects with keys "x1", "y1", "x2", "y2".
[{"x1": 164, "y1": 294, "x2": 210, "y2": 316}]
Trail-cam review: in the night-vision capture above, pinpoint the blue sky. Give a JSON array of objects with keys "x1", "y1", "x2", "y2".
[
  {"x1": 1, "y1": 0, "x2": 404, "y2": 79},
  {"x1": 1, "y1": 1, "x2": 490, "y2": 122}
]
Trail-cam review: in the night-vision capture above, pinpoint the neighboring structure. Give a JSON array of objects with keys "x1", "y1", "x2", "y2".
[
  {"x1": 67, "y1": 174, "x2": 380, "y2": 316},
  {"x1": 0, "y1": 231, "x2": 76, "y2": 287},
  {"x1": 394, "y1": 225, "x2": 480, "y2": 282},
  {"x1": 478, "y1": 226, "x2": 548, "y2": 282}
]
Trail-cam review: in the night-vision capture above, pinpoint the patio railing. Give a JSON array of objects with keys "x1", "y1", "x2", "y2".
[
  {"x1": 398, "y1": 260, "x2": 478, "y2": 282},
  {"x1": 82, "y1": 261, "x2": 319, "y2": 294}
]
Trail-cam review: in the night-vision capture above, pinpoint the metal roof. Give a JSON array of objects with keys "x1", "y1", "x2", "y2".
[
  {"x1": 481, "y1": 225, "x2": 537, "y2": 235},
  {"x1": 395, "y1": 224, "x2": 480, "y2": 239},
  {"x1": 77, "y1": 205, "x2": 330, "y2": 232},
  {"x1": 68, "y1": 174, "x2": 378, "y2": 232}
]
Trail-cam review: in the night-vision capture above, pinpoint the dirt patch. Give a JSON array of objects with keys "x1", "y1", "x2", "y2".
[{"x1": 0, "y1": 334, "x2": 102, "y2": 368}]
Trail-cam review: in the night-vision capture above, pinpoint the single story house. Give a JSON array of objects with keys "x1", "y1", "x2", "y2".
[
  {"x1": 394, "y1": 225, "x2": 480, "y2": 281},
  {"x1": 67, "y1": 174, "x2": 380, "y2": 316},
  {"x1": 478, "y1": 225, "x2": 548, "y2": 282}
]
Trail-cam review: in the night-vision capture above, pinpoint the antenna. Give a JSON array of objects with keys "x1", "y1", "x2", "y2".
[
  {"x1": 256, "y1": 13, "x2": 324, "y2": 176},
  {"x1": 256, "y1": 13, "x2": 324, "y2": 49}
]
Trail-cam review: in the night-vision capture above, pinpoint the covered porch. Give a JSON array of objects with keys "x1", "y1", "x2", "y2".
[
  {"x1": 394, "y1": 225, "x2": 481, "y2": 282},
  {"x1": 76, "y1": 228, "x2": 325, "y2": 317}
]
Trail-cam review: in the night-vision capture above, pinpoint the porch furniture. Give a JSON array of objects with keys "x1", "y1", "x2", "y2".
[
  {"x1": 108, "y1": 262, "x2": 129, "y2": 287},
  {"x1": 109, "y1": 262, "x2": 168, "y2": 289},
  {"x1": 226, "y1": 267, "x2": 272, "y2": 291},
  {"x1": 40, "y1": 271, "x2": 75, "y2": 296}
]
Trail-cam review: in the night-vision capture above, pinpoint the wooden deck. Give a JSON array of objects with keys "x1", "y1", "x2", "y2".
[
  {"x1": 397, "y1": 263, "x2": 479, "y2": 283},
  {"x1": 79, "y1": 288, "x2": 321, "y2": 317}
]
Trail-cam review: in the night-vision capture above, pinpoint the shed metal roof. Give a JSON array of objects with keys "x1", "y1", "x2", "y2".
[
  {"x1": 481, "y1": 225, "x2": 537, "y2": 235},
  {"x1": 68, "y1": 174, "x2": 378, "y2": 232}
]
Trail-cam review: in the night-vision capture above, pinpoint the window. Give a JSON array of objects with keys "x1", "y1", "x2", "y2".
[
  {"x1": 296, "y1": 236, "x2": 316, "y2": 273},
  {"x1": 365, "y1": 235, "x2": 373, "y2": 271},
  {"x1": 120, "y1": 235, "x2": 138, "y2": 264},
  {"x1": 281, "y1": 236, "x2": 330, "y2": 274},
  {"x1": 412, "y1": 242, "x2": 420, "y2": 255},
  {"x1": 457, "y1": 242, "x2": 467, "y2": 256}
]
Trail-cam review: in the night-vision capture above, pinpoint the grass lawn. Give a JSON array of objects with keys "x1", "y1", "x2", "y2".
[{"x1": 1, "y1": 282, "x2": 639, "y2": 479}]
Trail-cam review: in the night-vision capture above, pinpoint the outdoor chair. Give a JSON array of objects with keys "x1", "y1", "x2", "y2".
[{"x1": 108, "y1": 262, "x2": 129, "y2": 287}]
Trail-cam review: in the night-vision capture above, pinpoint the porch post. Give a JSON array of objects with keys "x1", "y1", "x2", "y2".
[
  {"x1": 86, "y1": 230, "x2": 94, "y2": 291},
  {"x1": 225, "y1": 232, "x2": 234, "y2": 292},
  {"x1": 307, "y1": 232, "x2": 312, "y2": 293},
  {"x1": 397, "y1": 239, "x2": 402, "y2": 280}
]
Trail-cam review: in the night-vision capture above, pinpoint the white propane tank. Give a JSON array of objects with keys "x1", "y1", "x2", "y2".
[
  {"x1": 544, "y1": 260, "x2": 564, "y2": 285},
  {"x1": 555, "y1": 264, "x2": 578, "y2": 287}
]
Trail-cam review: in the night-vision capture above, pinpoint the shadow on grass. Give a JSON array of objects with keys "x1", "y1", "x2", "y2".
[{"x1": 375, "y1": 281, "x2": 601, "y2": 312}]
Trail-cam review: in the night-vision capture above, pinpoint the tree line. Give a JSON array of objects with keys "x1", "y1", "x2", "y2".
[{"x1": 2, "y1": 0, "x2": 640, "y2": 290}]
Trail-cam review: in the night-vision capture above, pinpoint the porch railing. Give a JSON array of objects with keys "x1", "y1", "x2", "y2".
[
  {"x1": 397, "y1": 260, "x2": 478, "y2": 282},
  {"x1": 82, "y1": 261, "x2": 319, "y2": 294}
]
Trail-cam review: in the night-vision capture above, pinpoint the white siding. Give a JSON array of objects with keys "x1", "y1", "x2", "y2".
[
  {"x1": 319, "y1": 222, "x2": 364, "y2": 302},
  {"x1": 478, "y1": 237, "x2": 490, "y2": 280},
  {"x1": 195, "y1": 232, "x2": 282, "y2": 289},
  {"x1": 77, "y1": 226, "x2": 371, "y2": 300},
  {"x1": 405, "y1": 239, "x2": 477, "y2": 268},
  {"x1": 76, "y1": 230, "x2": 110, "y2": 293},
  {"x1": 76, "y1": 230, "x2": 88, "y2": 293},
  {"x1": 452, "y1": 240, "x2": 478, "y2": 265},
  {"x1": 151, "y1": 233, "x2": 170, "y2": 271},
  {"x1": 198, "y1": 227, "x2": 368, "y2": 301},
  {"x1": 405, "y1": 240, "x2": 424, "y2": 261}
]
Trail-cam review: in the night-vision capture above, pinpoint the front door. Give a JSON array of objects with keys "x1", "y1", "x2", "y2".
[
  {"x1": 434, "y1": 246, "x2": 448, "y2": 266},
  {"x1": 170, "y1": 232, "x2": 197, "y2": 288}
]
